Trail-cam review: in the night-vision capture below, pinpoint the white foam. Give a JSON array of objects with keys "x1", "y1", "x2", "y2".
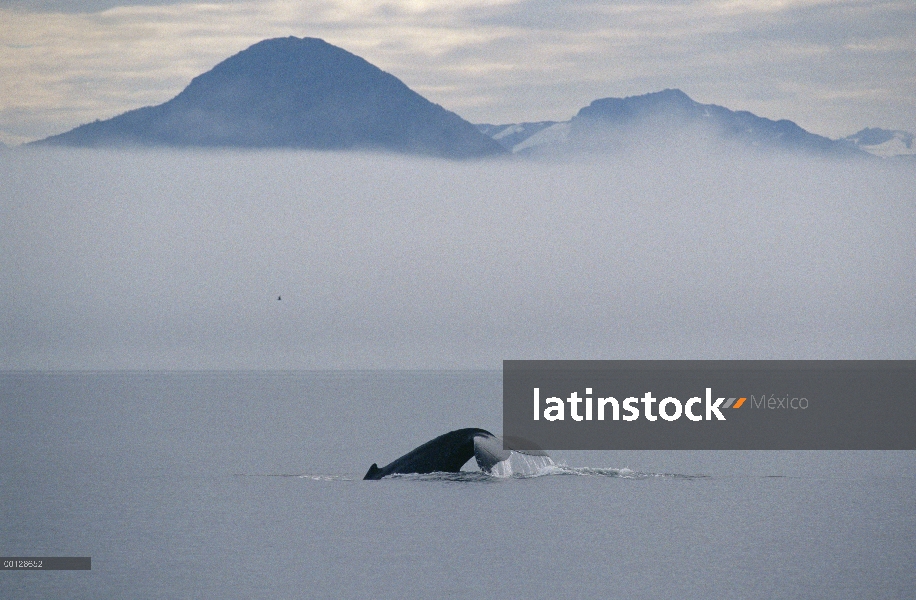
[{"x1": 486, "y1": 451, "x2": 556, "y2": 478}]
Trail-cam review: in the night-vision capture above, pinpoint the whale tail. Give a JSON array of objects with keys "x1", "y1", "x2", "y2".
[
  {"x1": 472, "y1": 434, "x2": 512, "y2": 472},
  {"x1": 474, "y1": 433, "x2": 552, "y2": 476},
  {"x1": 362, "y1": 428, "x2": 553, "y2": 480}
]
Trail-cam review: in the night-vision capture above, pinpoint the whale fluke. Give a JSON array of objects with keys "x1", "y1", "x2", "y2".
[
  {"x1": 363, "y1": 428, "x2": 490, "y2": 480},
  {"x1": 363, "y1": 428, "x2": 550, "y2": 480},
  {"x1": 471, "y1": 432, "x2": 511, "y2": 472}
]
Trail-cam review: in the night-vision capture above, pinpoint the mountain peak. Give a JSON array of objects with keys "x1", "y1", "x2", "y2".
[
  {"x1": 576, "y1": 88, "x2": 698, "y2": 122},
  {"x1": 842, "y1": 127, "x2": 915, "y2": 158},
  {"x1": 494, "y1": 88, "x2": 860, "y2": 156},
  {"x1": 36, "y1": 36, "x2": 506, "y2": 158}
]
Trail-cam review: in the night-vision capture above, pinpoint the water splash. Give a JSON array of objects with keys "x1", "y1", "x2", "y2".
[
  {"x1": 535, "y1": 465, "x2": 707, "y2": 480},
  {"x1": 378, "y1": 464, "x2": 706, "y2": 482},
  {"x1": 298, "y1": 474, "x2": 353, "y2": 481},
  {"x1": 486, "y1": 451, "x2": 557, "y2": 478},
  {"x1": 243, "y1": 466, "x2": 706, "y2": 483}
]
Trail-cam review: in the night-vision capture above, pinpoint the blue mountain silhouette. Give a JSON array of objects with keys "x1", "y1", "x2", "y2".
[
  {"x1": 482, "y1": 89, "x2": 862, "y2": 156},
  {"x1": 37, "y1": 37, "x2": 506, "y2": 158},
  {"x1": 573, "y1": 89, "x2": 845, "y2": 153}
]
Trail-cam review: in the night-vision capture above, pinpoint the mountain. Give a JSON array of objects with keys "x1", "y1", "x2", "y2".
[
  {"x1": 480, "y1": 89, "x2": 863, "y2": 157},
  {"x1": 841, "y1": 128, "x2": 915, "y2": 158},
  {"x1": 34, "y1": 37, "x2": 506, "y2": 158},
  {"x1": 476, "y1": 121, "x2": 558, "y2": 151}
]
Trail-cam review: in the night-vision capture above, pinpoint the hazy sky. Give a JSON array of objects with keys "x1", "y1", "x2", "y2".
[
  {"x1": 2, "y1": 146, "x2": 914, "y2": 370},
  {"x1": 1, "y1": 0, "x2": 915, "y2": 145}
]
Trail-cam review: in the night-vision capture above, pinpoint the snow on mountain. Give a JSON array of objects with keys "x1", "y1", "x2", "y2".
[
  {"x1": 479, "y1": 89, "x2": 863, "y2": 157},
  {"x1": 842, "y1": 128, "x2": 915, "y2": 158},
  {"x1": 476, "y1": 122, "x2": 558, "y2": 151}
]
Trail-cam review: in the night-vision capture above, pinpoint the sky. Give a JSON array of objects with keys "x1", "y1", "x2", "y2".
[
  {"x1": 1, "y1": 0, "x2": 915, "y2": 146},
  {"x1": 1, "y1": 0, "x2": 915, "y2": 371}
]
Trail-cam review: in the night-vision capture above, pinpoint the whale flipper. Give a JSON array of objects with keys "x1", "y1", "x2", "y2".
[{"x1": 364, "y1": 428, "x2": 501, "y2": 479}]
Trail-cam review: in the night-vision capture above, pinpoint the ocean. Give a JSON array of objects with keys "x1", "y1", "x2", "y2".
[{"x1": 3, "y1": 371, "x2": 914, "y2": 599}]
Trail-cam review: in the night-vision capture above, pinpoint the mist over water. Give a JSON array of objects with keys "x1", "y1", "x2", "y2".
[{"x1": 2, "y1": 146, "x2": 914, "y2": 369}]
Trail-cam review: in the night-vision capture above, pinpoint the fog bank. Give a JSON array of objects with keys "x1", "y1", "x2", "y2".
[{"x1": 2, "y1": 148, "x2": 913, "y2": 369}]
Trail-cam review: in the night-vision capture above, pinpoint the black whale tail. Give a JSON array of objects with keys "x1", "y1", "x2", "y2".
[{"x1": 363, "y1": 428, "x2": 552, "y2": 480}]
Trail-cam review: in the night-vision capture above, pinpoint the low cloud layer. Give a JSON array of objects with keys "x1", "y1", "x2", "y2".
[{"x1": 1, "y1": 146, "x2": 914, "y2": 369}]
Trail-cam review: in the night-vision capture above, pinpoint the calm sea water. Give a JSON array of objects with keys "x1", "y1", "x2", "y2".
[{"x1": 2, "y1": 371, "x2": 914, "y2": 599}]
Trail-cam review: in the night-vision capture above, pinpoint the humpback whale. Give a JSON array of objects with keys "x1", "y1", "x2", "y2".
[{"x1": 363, "y1": 428, "x2": 547, "y2": 479}]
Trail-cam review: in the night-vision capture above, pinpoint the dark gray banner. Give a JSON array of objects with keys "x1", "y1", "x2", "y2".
[
  {"x1": 503, "y1": 360, "x2": 916, "y2": 450},
  {"x1": 1, "y1": 557, "x2": 91, "y2": 570}
]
